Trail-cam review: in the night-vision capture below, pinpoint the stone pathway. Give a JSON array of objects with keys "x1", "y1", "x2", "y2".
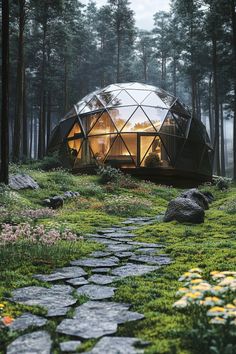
[{"x1": 7, "y1": 215, "x2": 171, "y2": 353}]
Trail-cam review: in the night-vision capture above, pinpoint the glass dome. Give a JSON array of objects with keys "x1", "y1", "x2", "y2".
[{"x1": 49, "y1": 82, "x2": 213, "y2": 179}]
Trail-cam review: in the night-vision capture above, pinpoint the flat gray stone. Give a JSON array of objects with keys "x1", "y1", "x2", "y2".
[
  {"x1": 108, "y1": 233, "x2": 135, "y2": 238},
  {"x1": 7, "y1": 331, "x2": 52, "y2": 354},
  {"x1": 136, "y1": 248, "x2": 160, "y2": 255},
  {"x1": 77, "y1": 285, "x2": 116, "y2": 300},
  {"x1": 10, "y1": 313, "x2": 47, "y2": 332},
  {"x1": 11, "y1": 285, "x2": 76, "y2": 317},
  {"x1": 66, "y1": 277, "x2": 89, "y2": 286},
  {"x1": 130, "y1": 255, "x2": 172, "y2": 265},
  {"x1": 85, "y1": 336, "x2": 146, "y2": 354},
  {"x1": 107, "y1": 244, "x2": 134, "y2": 252},
  {"x1": 112, "y1": 238, "x2": 134, "y2": 242},
  {"x1": 88, "y1": 274, "x2": 118, "y2": 285},
  {"x1": 57, "y1": 301, "x2": 144, "y2": 339},
  {"x1": 111, "y1": 263, "x2": 159, "y2": 278},
  {"x1": 71, "y1": 256, "x2": 119, "y2": 268},
  {"x1": 120, "y1": 226, "x2": 137, "y2": 231},
  {"x1": 97, "y1": 228, "x2": 119, "y2": 234},
  {"x1": 60, "y1": 341, "x2": 82, "y2": 352},
  {"x1": 91, "y1": 251, "x2": 113, "y2": 257},
  {"x1": 127, "y1": 241, "x2": 164, "y2": 248},
  {"x1": 89, "y1": 238, "x2": 122, "y2": 245},
  {"x1": 9, "y1": 174, "x2": 39, "y2": 190},
  {"x1": 115, "y1": 252, "x2": 134, "y2": 259},
  {"x1": 91, "y1": 268, "x2": 111, "y2": 273},
  {"x1": 34, "y1": 267, "x2": 86, "y2": 282}
]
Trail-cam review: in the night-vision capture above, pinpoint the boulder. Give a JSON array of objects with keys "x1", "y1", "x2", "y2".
[
  {"x1": 164, "y1": 197, "x2": 205, "y2": 224},
  {"x1": 202, "y1": 191, "x2": 214, "y2": 203},
  {"x1": 63, "y1": 191, "x2": 80, "y2": 199},
  {"x1": 180, "y1": 188, "x2": 209, "y2": 210},
  {"x1": 9, "y1": 174, "x2": 39, "y2": 190}
]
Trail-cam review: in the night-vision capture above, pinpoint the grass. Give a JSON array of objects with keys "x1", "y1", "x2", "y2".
[{"x1": 0, "y1": 164, "x2": 235, "y2": 353}]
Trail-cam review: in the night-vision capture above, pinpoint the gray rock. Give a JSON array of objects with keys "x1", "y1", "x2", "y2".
[
  {"x1": 130, "y1": 254, "x2": 172, "y2": 265},
  {"x1": 88, "y1": 274, "x2": 118, "y2": 285},
  {"x1": 63, "y1": 191, "x2": 80, "y2": 200},
  {"x1": 7, "y1": 331, "x2": 52, "y2": 354},
  {"x1": 10, "y1": 313, "x2": 47, "y2": 332},
  {"x1": 71, "y1": 256, "x2": 119, "y2": 268},
  {"x1": 47, "y1": 307, "x2": 71, "y2": 317},
  {"x1": 107, "y1": 233, "x2": 135, "y2": 238},
  {"x1": 111, "y1": 263, "x2": 159, "y2": 278},
  {"x1": 66, "y1": 277, "x2": 89, "y2": 286},
  {"x1": 9, "y1": 174, "x2": 39, "y2": 190},
  {"x1": 89, "y1": 238, "x2": 122, "y2": 245},
  {"x1": 34, "y1": 267, "x2": 86, "y2": 282},
  {"x1": 57, "y1": 301, "x2": 144, "y2": 339},
  {"x1": 202, "y1": 191, "x2": 214, "y2": 203},
  {"x1": 180, "y1": 188, "x2": 209, "y2": 210},
  {"x1": 60, "y1": 341, "x2": 82, "y2": 352},
  {"x1": 127, "y1": 242, "x2": 163, "y2": 248},
  {"x1": 97, "y1": 228, "x2": 119, "y2": 234},
  {"x1": 43, "y1": 196, "x2": 64, "y2": 209},
  {"x1": 11, "y1": 285, "x2": 76, "y2": 317},
  {"x1": 164, "y1": 197, "x2": 205, "y2": 224},
  {"x1": 107, "y1": 244, "x2": 134, "y2": 252},
  {"x1": 77, "y1": 285, "x2": 116, "y2": 300},
  {"x1": 136, "y1": 248, "x2": 160, "y2": 255},
  {"x1": 90, "y1": 251, "x2": 113, "y2": 258},
  {"x1": 115, "y1": 251, "x2": 134, "y2": 259},
  {"x1": 91, "y1": 268, "x2": 111, "y2": 274},
  {"x1": 84, "y1": 336, "x2": 146, "y2": 354}
]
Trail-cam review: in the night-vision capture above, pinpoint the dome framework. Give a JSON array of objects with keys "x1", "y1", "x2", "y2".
[{"x1": 49, "y1": 82, "x2": 213, "y2": 183}]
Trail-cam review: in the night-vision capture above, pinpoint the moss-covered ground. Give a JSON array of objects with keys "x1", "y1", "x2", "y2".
[{"x1": 0, "y1": 164, "x2": 235, "y2": 353}]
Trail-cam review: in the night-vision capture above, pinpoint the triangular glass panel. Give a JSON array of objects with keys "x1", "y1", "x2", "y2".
[
  {"x1": 105, "y1": 135, "x2": 134, "y2": 167},
  {"x1": 60, "y1": 117, "x2": 77, "y2": 137},
  {"x1": 80, "y1": 112, "x2": 104, "y2": 134},
  {"x1": 121, "y1": 133, "x2": 137, "y2": 165},
  {"x1": 159, "y1": 133, "x2": 185, "y2": 165},
  {"x1": 89, "y1": 111, "x2": 117, "y2": 136},
  {"x1": 129, "y1": 83, "x2": 150, "y2": 90},
  {"x1": 108, "y1": 90, "x2": 137, "y2": 107},
  {"x1": 156, "y1": 90, "x2": 176, "y2": 108},
  {"x1": 116, "y1": 83, "x2": 135, "y2": 89},
  {"x1": 89, "y1": 134, "x2": 116, "y2": 162},
  {"x1": 141, "y1": 92, "x2": 167, "y2": 108},
  {"x1": 172, "y1": 113, "x2": 190, "y2": 137},
  {"x1": 141, "y1": 137, "x2": 170, "y2": 167},
  {"x1": 122, "y1": 107, "x2": 156, "y2": 133},
  {"x1": 127, "y1": 89, "x2": 150, "y2": 104},
  {"x1": 103, "y1": 84, "x2": 121, "y2": 92},
  {"x1": 142, "y1": 107, "x2": 168, "y2": 132},
  {"x1": 68, "y1": 138, "x2": 83, "y2": 153},
  {"x1": 171, "y1": 100, "x2": 190, "y2": 117},
  {"x1": 108, "y1": 106, "x2": 137, "y2": 131},
  {"x1": 68, "y1": 123, "x2": 82, "y2": 138},
  {"x1": 160, "y1": 112, "x2": 184, "y2": 137},
  {"x1": 80, "y1": 96, "x2": 104, "y2": 114},
  {"x1": 140, "y1": 135, "x2": 156, "y2": 165},
  {"x1": 97, "y1": 91, "x2": 120, "y2": 107}
]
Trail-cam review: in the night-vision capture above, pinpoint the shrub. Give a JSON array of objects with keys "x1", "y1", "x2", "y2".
[
  {"x1": 144, "y1": 152, "x2": 161, "y2": 168},
  {"x1": 213, "y1": 176, "x2": 231, "y2": 191},
  {"x1": 97, "y1": 165, "x2": 122, "y2": 184},
  {"x1": 103, "y1": 195, "x2": 152, "y2": 216},
  {"x1": 28, "y1": 153, "x2": 63, "y2": 171},
  {"x1": 173, "y1": 268, "x2": 236, "y2": 353},
  {"x1": 219, "y1": 199, "x2": 236, "y2": 214}
]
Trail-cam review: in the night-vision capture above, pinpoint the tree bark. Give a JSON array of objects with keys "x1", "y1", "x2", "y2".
[
  {"x1": 231, "y1": 0, "x2": 236, "y2": 180},
  {"x1": 0, "y1": 0, "x2": 9, "y2": 184},
  {"x1": 212, "y1": 33, "x2": 221, "y2": 176},
  {"x1": 12, "y1": 0, "x2": 25, "y2": 162},
  {"x1": 22, "y1": 70, "x2": 28, "y2": 157},
  {"x1": 220, "y1": 103, "x2": 225, "y2": 176}
]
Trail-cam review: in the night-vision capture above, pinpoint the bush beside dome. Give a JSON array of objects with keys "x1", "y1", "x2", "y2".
[{"x1": 48, "y1": 82, "x2": 213, "y2": 184}]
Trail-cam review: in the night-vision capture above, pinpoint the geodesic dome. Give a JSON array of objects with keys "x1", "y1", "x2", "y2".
[{"x1": 49, "y1": 82, "x2": 213, "y2": 180}]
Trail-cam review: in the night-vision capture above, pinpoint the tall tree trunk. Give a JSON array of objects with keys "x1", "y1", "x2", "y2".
[
  {"x1": 47, "y1": 92, "x2": 51, "y2": 147},
  {"x1": 38, "y1": 18, "x2": 47, "y2": 159},
  {"x1": 231, "y1": 0, "x2": 236, "y2": 180},
  {"x1": 208, "y1": 73, "x2": 214, "y2": 143},
  {"x1": 12, "y1": 0, "x2": 25, "y2": 162},
  {"x1": 64, "y1": 55, "x2": 69, "y2": 113},
  {"x1": 22, "y1": 70, "x2": 28, "y2": 157},
  {"x1": 220, "y1": 103, "x2": 225, "y2": 176},
  {"x1": 173, "y1": 54, "x2": 177, "y2": 96},
  {"x1": 0, "y1": 0, "x2": 9, "y2": 184},
  {"x1": 116, "y1": 32, "x2": 121, "y2": 82},
  {"x1": 212, "y1": 33, "x2": 221, "y2": 176}
]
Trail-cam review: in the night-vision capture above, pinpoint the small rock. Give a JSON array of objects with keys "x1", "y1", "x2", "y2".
[
  {"x1": 60, "y1": 341, "x2": 81, "y2": 352},
  {"x1": 91, "y1": 268, "x2": 111, "y2": 274},
  {"x1": 88, "y1": 274, "x2": 118, "y2": 285},
  {"x1": 85, "y1": 336, "x2": 147, "y2": 354},
  {"x1": 71, "y1": 256, "x2": 119, "y2": 268},
  {"x1": 77, "y1": 285, "x2": 116, "y2": 300},
  {"x1": 10, "y1": 313, "x2": 47, "y2": 332},
  {"x1": 90, "y1": 251, "x2": 113, "y2": 258},
  {"x1": 7, "y1": 331, "x2": 52, "y2": 354},
  {"x1": 164, "y1": 197, "x2": 205, "y2": 224},
  {"x1": 111, "y1": 263, "x2": 159, "y2": 278},
  {"x1": 9, "y1": 174, "x2": 39, "y2": 190},
  {"x1": 34, "y1": 267, "x2": 86, "y2": 282},
  {"x1": 130, "y1": 254, "x2": 172, "y2": 265},
  {"x1": 66, "y1": 277, "x2": 89, "y2": 286}
]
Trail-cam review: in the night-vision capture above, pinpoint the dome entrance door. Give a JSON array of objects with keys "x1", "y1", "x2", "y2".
[{"x1": 138, "y1": 134, "x2": 168, "y2": 168}]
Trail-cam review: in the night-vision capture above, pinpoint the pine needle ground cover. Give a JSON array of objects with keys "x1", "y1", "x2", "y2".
[{"x1": 0, "y1": 165, "x2": 235, "y2": 353}]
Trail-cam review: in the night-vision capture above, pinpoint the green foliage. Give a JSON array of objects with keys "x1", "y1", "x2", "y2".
[
  {"x1": 97, "y1": 165, "x2": 122, "y2": 184},
  {"x1": 103, "y1": 195, "x2": 152, "y2": 217},
  {"x1": 213, "y1": 176, "x2": 232, "y2": 191},
  {"x1": 27, "y1": 153, "x2": 63, "y2": 171}
]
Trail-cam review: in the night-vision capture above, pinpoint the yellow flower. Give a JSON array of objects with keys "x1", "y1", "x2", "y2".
[
  {"x1": 189, "y1": 268, "x2": 202, "y2": 273},
  {"x1": 0, "y1": 304, "x2": 5, "y2": 309},
  {"x1": 185, "y1": 291, "x2": 202, "y2": 299},
  {"x1": 200, "y1": 297, "x2": 223, "y2": 307},
  {"x1": 176, "y1": 287, "x2": 189, "y2": 295},
  {"x1": 225, "y1": 304, "x2": 236, "y2": 310},
  {"x1": 209, "y1": 316, "x2": 226, "y2": 325},
  {"x1": 173, "y1": 298, "x2": 188, "y2": 309},
  {"x1": 207, "y1": 307, "x2": 226, "y2": 317},
  {"x1": 190, "y1": 279, "x2": 203, "y2": 284},
  {"x1": 210, "y1": 271, "x2": 219, "y2": 275}
]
